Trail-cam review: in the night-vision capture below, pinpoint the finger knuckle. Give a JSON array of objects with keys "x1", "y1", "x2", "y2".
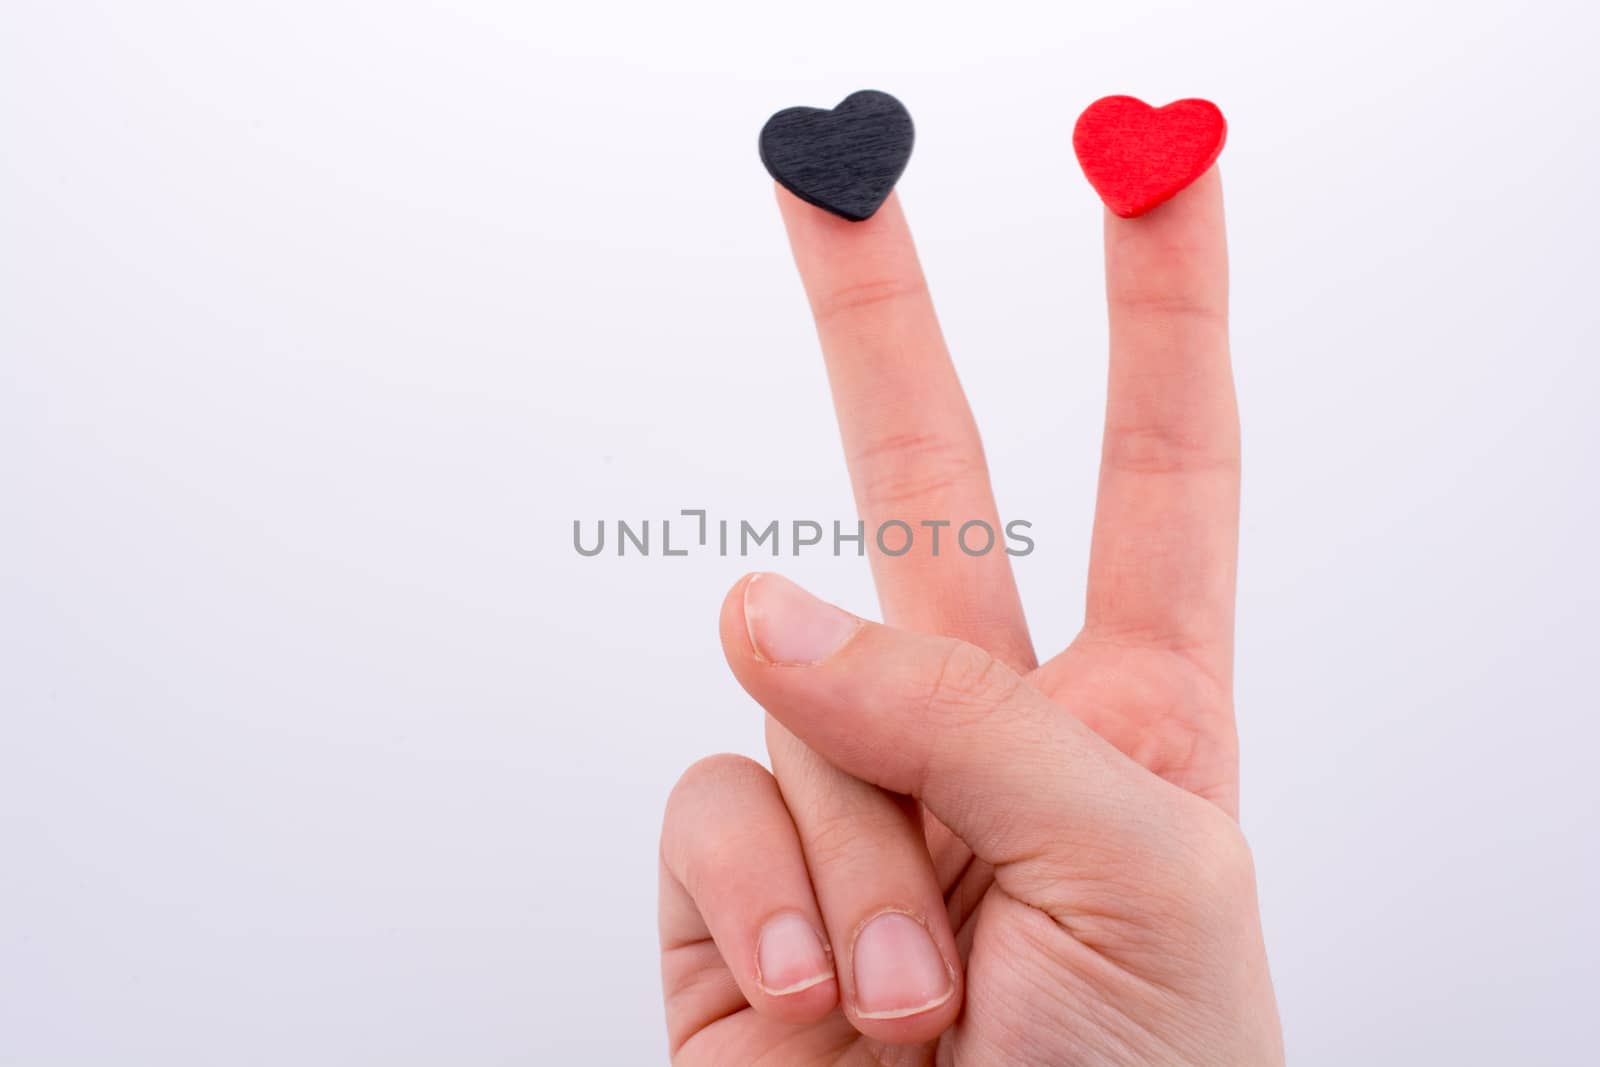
[
  {"x1": 1100, "y1": 421, "x2": 1239, "y2": 477},
  {"x1": 924, "y1": 641, "x2": 1023, "y2": 730},
  {"x1": 1147, "y1": 809, "x2": 1258, "y2": 920},
  {"x1": 798, "y1": 808, "x2": 865, "y2": 871},
  {"x1": 663, "y1": 754, "x2": 768, "y2": 848},
  {"x1": 1185, "y1": 822, "x2": 1257, "y2": 898},
  {"x1": 1110, "y1": 287, "x2": 1227, "y2": 326},
  {"x1": 661, "y1": 754, "x2": 775, "y2": 893},
  {"x1": 686, "y1": 751, "x2": 766, "y2": 786},
  {"x1": 811, "y1": 276, "x2": 927, "y2": 326},
  {"x1": 851, "y1": 430, "x2": 982, "y2": 510}
]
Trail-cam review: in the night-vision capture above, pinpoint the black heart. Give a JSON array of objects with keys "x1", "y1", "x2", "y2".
[{"x1": 758, "y1": 90, "x2": 914, "y2": 222}]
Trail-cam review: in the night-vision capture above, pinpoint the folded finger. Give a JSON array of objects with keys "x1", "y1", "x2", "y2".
[
  {"x1": 765, "y1": 718, "x2": 962, "y2": 1042},
  {"x1": 659, "y1": 754, "x2": 837, "y2": 1051}
]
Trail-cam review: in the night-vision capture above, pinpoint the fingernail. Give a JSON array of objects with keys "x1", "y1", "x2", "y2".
[
  {"x1": 852, "y1": 911, "x2": 954, "y2": 1020},
  {"x1": 743, "y1": 574, "x2": 861, "y2": 665},
  {"x1": 756, "y1": 912, "x2": 834, "y2": 996}
]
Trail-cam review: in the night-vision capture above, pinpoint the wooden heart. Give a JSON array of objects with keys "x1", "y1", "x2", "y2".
[
  {"x1": 1073, "y1": 96, "x2": 1227, "y2": 218},
  {"x1": 759, "y1": 90, "x2": 914, "y2": 222}
]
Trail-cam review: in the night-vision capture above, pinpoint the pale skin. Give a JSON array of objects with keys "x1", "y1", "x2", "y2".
[{"x1": 659, "y1": 169, "x2": 1285, "y2": 1064}]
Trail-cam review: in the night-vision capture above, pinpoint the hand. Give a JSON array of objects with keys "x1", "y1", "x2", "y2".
[{"x1": 659, "y1": 170, "x2": 1284, "y2": 1064}]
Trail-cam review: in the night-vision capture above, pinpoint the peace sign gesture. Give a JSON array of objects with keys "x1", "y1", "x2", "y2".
[{"x1": 660, "y1": 167, "x2": 1282, "y2": 1064}]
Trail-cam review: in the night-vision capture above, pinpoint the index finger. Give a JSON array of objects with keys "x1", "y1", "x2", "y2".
[{"x1": 1080, "y1": 168, "x2": 1239, "y2": 684}]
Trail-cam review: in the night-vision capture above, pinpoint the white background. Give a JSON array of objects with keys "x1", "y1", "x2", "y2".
[{"x1": 3, "y1": 1, "x2": 1597, "y2": 1063}]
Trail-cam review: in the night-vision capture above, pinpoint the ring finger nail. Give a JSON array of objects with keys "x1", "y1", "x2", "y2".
[{"x1": 852, "y1": 911, "x2": 954, "y2": 1019}]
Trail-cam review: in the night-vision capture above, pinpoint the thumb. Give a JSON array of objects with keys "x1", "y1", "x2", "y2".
[{"x1": 721, "y1": 573, "x2": 1172, "y2": 871}]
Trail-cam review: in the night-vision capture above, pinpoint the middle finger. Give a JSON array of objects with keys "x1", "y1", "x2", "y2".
[{"x1": 776, "y1": 188, "x2": 1035, "y2": 672}]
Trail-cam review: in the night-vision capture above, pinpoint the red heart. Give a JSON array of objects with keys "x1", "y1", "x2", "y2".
[{"x1": 1072, "y1": 96, "x2": 1227, "y2": 218}]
